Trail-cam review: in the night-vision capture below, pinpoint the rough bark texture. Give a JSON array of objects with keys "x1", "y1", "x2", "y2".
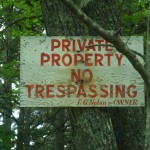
[
  {"x1": 2, "y1": 81, "x2": 12, "y2": 150},
  {"x1": 55, "y1": 109, "x2": 65, "y2": 150},
  {"x1": 72, "y1": 108, "x2": 118, "y2": 150},
  {"x1": 23, "y1": 109, "x2": 31, "y2": 150},
  {"x1": 16, "y1": 108, "x2": 24, "y2": 150},
  {"x1": 145, "y1": 6, "x2": 150, "y2": 149},
  {"x1": 145, "y1": 90, "x2": 150, "y2": 150},
  {"x1": 41, "y1": 0, "x2": 146, "y2": 149},
  {"x1": 41, "y1": 0, "x2": 118, "y2": 149},
  {"x1": 110, "y1": 108, "x2": 145, "y2": 150}
]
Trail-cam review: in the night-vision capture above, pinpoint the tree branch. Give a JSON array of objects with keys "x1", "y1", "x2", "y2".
[
  {"x1": 85, "y1": 44, "x2": 114, "y2": 48},
  {"x1": 131, "y1": 50, "x2": 145, "y2": 60},
  {"x1": 86, "y1": 44, "x2": 145, "y2": 60},
  {"x1": 60, "y1": 0, "x2": 150, "y2": 86},
  {"x1": 0, "y1": 15, "x2": 42, "y2": 33},
  {"x1": 30, "y1": 108, "x2": 61, "y2": 130}
]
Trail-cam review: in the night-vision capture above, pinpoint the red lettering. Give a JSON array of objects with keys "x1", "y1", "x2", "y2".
[
  {"x1": 77, "y1": 85, "x2": 86, "y2": 98},
  {"x1": 68, "y1": 85, "x2": 77, "y2": 97},
  {"x1": 46, "y1": 85, "x2": 54, "y2": 98},
  {"x1": 56, "y1": 85, "x2": 65, "y2": 98},
  {"x1": 115, "y1": 54, "x2": 123, "y2": 66},
  {"x1": 110, "y1": 85, "x2": 113, "y2": 97},
  {"x1": 127, "y1": 84, "x2": 137, "y2": 98},
  {"x1": 85, "y1": 54, "x2": 93, "y2": 66},
  {"x1": 86, "y1": 40, "x2": 96, "y2": 51},
  {"x1": 95, "y1": 40, "x2": 104, "y2": 51},
  {"x1": 62, "y1": 54, "x2": 72, "y2": 66},
  {"x1": 78, "y1": 40, "x2": 86, "y2": 51},
  {"x1": 82, "y1": 69, "x2": 93, "y2": 82},
  {"x1": 41, "y1": 53, "x2": 50, "y2": 66},
  {"x1": 116, "y1": 85, "x2": 125, "y2": 98},
  {"x1": 95, "y1": 54, "x2": 103, "y2": 66},
  {"x1": 100, "y1": 85, "x2": 108, "y2": 98},
  {"x1": 25, "y1": 84, "x2": 34, "y2": 98},
  {"x1": 74, "y1": 54, "x2": 84, "y2": 65},
  {"x1": 51, "y1": 39, "x2": 60, "y2": 51},
  {"x1": 36, "y1": 85, "x2": 44, "y2": 98},
  {"x1": 105, "y1": 41, "x2": 113, "y2": 51},
  {"x1": 73, "y1": 40, "x2": 76, "y2": 51},
  {"x1": 88, "y1": 84, "x2": 97, "y2": 98},
  {"x1": 71, "y1": 69, "x2": 80, "y2": 82},
  {"x1": 105, "y1": 54, "x2": 113, "y2": 66},
  {"x1": 62, "y1": 39, "x2": 70, "y2": 51},
  {"x1": 52, "y1": 54, "x2": 60, "y2": 66}
]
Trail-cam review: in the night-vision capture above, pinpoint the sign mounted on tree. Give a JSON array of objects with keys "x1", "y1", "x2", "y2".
[{"x1": 20, "y1": 36, "x2": 144, "y2": 107}]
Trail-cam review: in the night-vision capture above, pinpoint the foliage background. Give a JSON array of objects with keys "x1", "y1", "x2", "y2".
[{"x1": 0, "y1": 0, "x2": 149, "y2": 149}]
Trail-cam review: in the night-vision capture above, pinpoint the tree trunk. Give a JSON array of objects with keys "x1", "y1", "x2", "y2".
[
  {"x1": 24, "y1": 109, "x2": 31, "y2": 150},
  {"x1": 16, "y1": 108, "x2": 24, "y2": 150},
  {"x1": 55, "y1": 109, "x2": 65, "y2": 150},
  {"x1": 72, "y1": 108, "x2": 118, "y2": 150},
  {"x1": 145, "y1": 86, "x2": 150, "y2": 150},
  {"x1": 41, "y1": 1, "x2": 118, "y2": 149},
  {"x1": 145, "y1": 5, "x2": 150, "y2": 149},
  {"x1": 41, "y1": 0, "x2": 145, "y2": 149},
  {"x1": 110, "y1": 107, "x2": 145, "y2": 150},
  {"x1": 2, "y1": 39, "x2": 13, "y2": 150}
]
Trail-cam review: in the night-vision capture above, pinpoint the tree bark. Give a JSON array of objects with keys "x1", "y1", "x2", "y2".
[
  {"x1": 145, "y1": 87, "x2": 150, "y2": 150},
  {"x1": 16, "y1": 108, "x2": 24, "y2": 150},
  {"x1": 72, "y1": 108, "x2": 118, "y2": 150},
  {"x1": 110, "y1": 108, "x2": 145, "y2": 150},
  {"x1": 42, "y1": 0, "x2": 147, "y2": 149},
  {"x1": 145, "y1": 5, "x2": 150, "y2": 149},
  {"x1": 55, "y1": 109, "x2": 65, "y2": 150},
  {"x1": 41, "y1": 1, "x2": 118, "y2": 149}
]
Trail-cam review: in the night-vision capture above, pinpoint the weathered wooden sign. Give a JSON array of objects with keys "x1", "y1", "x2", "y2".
[{"x1": 20, "y1": 36, "x2": 144, "y2": 107}]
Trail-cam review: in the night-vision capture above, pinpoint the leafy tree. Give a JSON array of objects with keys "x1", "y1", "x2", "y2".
[{"x1": 0, "y1": 0, "x2": 150, "y2": 150}]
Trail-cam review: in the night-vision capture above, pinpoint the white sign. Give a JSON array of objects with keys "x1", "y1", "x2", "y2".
[{"x1": 20, "y1": 36, "x2": 144, "y2": 107}]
